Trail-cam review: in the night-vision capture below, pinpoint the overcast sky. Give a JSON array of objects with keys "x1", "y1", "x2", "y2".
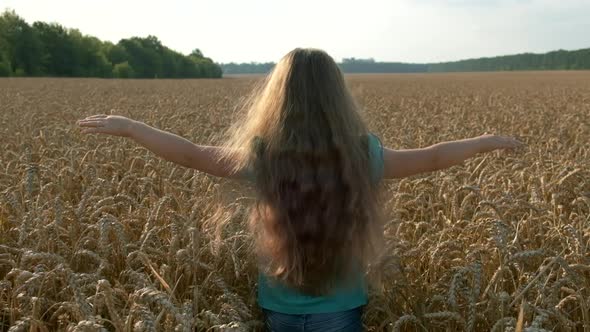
[{"x1": 3, "y1": 0, "x2": 590, "y2": 63}]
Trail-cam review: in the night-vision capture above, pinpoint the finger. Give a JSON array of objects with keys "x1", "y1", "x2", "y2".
[
  {"x1": 77, "y1": 117, "x2": 105, "y2": 123},
  {"x1": 512, "y1": 138, "x2": 525, "y2": 146},
  {"x1": 81, "y1": 128, "x2": 102, "y2": 134},
  {"x1": 78, "y1": 120, "x2": 105, "y2": 128},
  {"x1": 78, "y1": 120, "x2": 105, "y2": 127},
  {"x1": 509, "y1": 141, "x2": 522, "y2": 148},
  {"x1": 84, "y1": 114, "x2": 108, "y2": 120},
  {"x1": 78, "y1": 118, "x2": 105, "y2": 123}
]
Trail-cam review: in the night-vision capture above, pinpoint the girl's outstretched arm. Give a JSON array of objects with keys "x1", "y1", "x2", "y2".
[
  {"x1": 383, "y1": 134, "x2": 523, "y2": 179},
  {"x1": 77, "y1": 114, "x2": 237, "y2": 178}
]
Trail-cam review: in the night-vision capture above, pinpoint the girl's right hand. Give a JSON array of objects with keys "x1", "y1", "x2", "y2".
[{"x1": 77, "y1": 114, "x2": 137, "y2": 138}]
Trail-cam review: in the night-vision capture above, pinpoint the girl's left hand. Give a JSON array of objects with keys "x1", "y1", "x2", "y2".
[
  {"x1": 480, "y1": 134, "x2": 525, "y2": 151},
  {"x1": 77, "y1": 114, "x2": 137, "y2": 137}
]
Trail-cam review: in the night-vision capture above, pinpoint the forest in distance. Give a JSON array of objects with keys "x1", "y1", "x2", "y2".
[
  {"x1": 222, "y1": 48, "x2": 590, "y2": 74},
  {"x1": 1, "y1": 8, "x2": 589, "y2": 78},
  {"x1": 0, "y1": 10, "x2": 222, "y2": 79}
]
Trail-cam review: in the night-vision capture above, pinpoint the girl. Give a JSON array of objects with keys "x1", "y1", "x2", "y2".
[{"x1": 77, "y1": 48, "x2": 522, "y2": 331}]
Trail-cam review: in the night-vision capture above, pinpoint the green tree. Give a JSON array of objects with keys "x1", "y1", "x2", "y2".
[
  {"x1": 113, "y1": 61, "x2": 134, "y2": 78},
  {"x1": 77, "y1": 34, "x2": 111, "y2": 77},
  {"x1": 118, "y1": 36, "x2": 164, "y2": 78},
  {"x1": 105, "y1": 42, "x2": 128, "y2": 65},
  {"x1": 0, "y1": 51, "x2": 11, "y2": 76},
  {"x1": 0, "y1": 28, "x2": 10, "y2": 76},
  {"x1": 190, "y1": 49, "x2": 203, "y2": 58},
  {"x1": 0, "y1": 10, "x2": 44, "y2": 75},
  {"x1": 32, "y1": 21, "x2": 74, "y2": 76}
]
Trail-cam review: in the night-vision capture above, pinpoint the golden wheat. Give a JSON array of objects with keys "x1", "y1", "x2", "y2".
[{"x1": 0, "y1": 72, "x2": 589, "y2": 331}]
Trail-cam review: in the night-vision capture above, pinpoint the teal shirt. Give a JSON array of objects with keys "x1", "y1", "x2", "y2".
[{"x1": 245, "y1": 133, "x2": 384, "y2": 314}]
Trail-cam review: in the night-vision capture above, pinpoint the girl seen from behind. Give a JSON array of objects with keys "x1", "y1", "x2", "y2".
[{"x1": 77, "y1": 48, "x2": 523, "y2": 331}]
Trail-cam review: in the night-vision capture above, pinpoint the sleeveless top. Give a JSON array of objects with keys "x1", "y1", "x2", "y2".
[{"x1": 242, "y1": 133, "x2": 384, "y2": 314}]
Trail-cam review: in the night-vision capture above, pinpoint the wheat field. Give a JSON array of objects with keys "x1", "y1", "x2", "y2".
[{"x1": 0, "y1": 72, "x2": 589, "y2": 331}]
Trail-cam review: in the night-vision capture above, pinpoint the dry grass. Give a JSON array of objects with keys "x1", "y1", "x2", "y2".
[{"x1": 0, "y1": 72, "x2": 589, "y2": 331}]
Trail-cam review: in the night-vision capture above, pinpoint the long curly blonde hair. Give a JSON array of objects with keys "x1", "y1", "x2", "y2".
[{"x1": 219, "y1": 48, "x2": 384, "y2": 295}]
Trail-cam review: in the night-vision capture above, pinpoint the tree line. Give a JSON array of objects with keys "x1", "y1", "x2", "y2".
[
  {"x1": 221, "y1": 49, "x2": 590, "y2": 74},
  {"x1": 427, "y1": 49, "x2": 590, "y2": 72},
  {"x1": 339, "y1": 57, "x2": 427, "y2": 73},
  {"x1": 0, "y1": 10, "x2": 222, "y2": 78}
]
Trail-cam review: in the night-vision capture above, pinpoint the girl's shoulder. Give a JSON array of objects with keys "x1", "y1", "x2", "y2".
[{"x1": 365, "y1": 133, "x2": 384, "y2": 184}]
